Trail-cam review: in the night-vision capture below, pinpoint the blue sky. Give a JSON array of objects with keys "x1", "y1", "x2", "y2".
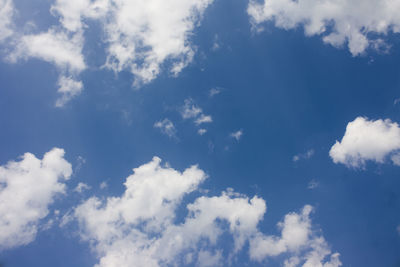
[{"x1": 1, "y1": 0, "x2": 400, "y2": 266}]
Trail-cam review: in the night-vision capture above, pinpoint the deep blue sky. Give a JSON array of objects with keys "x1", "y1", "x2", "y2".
[{"x1": 1, "y1": 0, "x2": 400, "y2": 266}]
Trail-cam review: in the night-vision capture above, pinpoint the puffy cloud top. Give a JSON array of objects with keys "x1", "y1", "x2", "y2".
[
  {"x1": 72, "y1": 157, "x2": 340, "y2": 267},
  {"x1": 0, "y1": 148, "x2": 72, "y2": 250},
  {"x1": 248, "y1": 0, "x2": 400, "y2": 55},
  {"x1": 330, "y1": 117, "x2": 400, "y2": 168}
]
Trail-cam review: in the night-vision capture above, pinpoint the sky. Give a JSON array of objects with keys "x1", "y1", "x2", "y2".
[{"x1": 1, "y1": 0, "x2": 400, "y2": 266}]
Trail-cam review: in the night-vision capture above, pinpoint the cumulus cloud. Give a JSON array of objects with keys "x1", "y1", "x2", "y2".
[
  {"x1": 70, "y1": 157, "x2": 340, "y2": 267},
  {"x1": 154, "y1": 118, "x2": 177, "y2": 138},
  {"x1": 0, "y1": 0, "x2": 14, "y2": 42},
  {"x1": 51, "y1": 0, "x2": 214, "y2": 86},
  {"x1": 7, "y1": 28, "x2": 85, "y2": 106},
  {"x1": 330, "y1": 117, "x2": 400, "y2": 168},
  {"x1": 250, "y1": 205, "x2": 341, "y2": 266},
  {"x1": 0, "y1": 148, "x2": 72, "y2": 250},
  {"x1": 248, "y1": 0, "x2": 400, "y2": 56},
  {"x1": 8, "y1": 28, "x2": 85, "y2": 73}
]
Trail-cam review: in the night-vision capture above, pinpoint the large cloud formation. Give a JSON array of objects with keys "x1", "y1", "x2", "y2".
[
  {"x1": 248, "y1": 0, "x2": 400, "y2": 56},
  {"x1": 2, "y1": 0, "x2": 214, "y2": 105},
  {"x1": 330, "y1": 117, "x2": 400, "y2": 168},
  {"x1": 0, "y1": 148, "x2": 72, "y2": 250},
  {"x1": 51, "y1": 0, "x2": 214, "y2": 86},
  {"x1": 72, "y1": 157, "x2": 341, "y2": 267}
]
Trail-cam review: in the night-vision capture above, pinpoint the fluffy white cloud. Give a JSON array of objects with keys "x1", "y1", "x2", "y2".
[
  {"x1": 0, "y1": 148, "x2": 72, "y2": 250},
  {"x1": 248, "y1": 0, "x2": 400, "y2": 56},
  {"x1": 0, "y1": 0, "x2": 13, "y2": 41},
  {"x1": 7, "y1": 28, "x2": 85, "y2": 106},
  {"x1": 51, "y1": 0, "x2": 214, "y2": 86},
  {"x1": 9, "y1": 28, "x2": 85, "y2": 73},
  {"x1": 71, "y1": 157, "x2": 340, "y2": 267},
  {"x1": 55, "y1": 76, "x2": 84, "y2": 107},
  {"x1": 330, "y1": 117, "x2": 400, "y2": 168},
  {"x1": 250, "y1": 205, "x2": 341, "y2": 267},
  {"x1": 154, "y1": 118, "x2": 177, "y2": 138}
]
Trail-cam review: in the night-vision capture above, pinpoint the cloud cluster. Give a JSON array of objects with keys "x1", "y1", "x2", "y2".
[
  {"x1": 248, "y1": 0, "x2": 400, "y2": 56},
  {"x1": 2, "y1": 0, "x2": 214, "y2": 105},
  {"x1": 51, "y1": 0, "x2": 214, "y2": 86},
  {"x1": 181, "y1": 98, "x2": 213, "y2": 125},
  {"x1": 71, "y1": 157, "x2": 340, "y2": 267},
  {"x1": 330, "y1": 117, "x2": 400, "y2": 168},
  {"x1": 0, "y1": 148, "x2": 72, "y2": 250},
  {"x1": 154, "y1": 118, "x2": 177, "y2": 138}
]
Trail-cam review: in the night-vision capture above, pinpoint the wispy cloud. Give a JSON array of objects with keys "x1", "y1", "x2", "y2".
[{"x1": 154, "y1": 118, "x2": 177, "y2": 138}]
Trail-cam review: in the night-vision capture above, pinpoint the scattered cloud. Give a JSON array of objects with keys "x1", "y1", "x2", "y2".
[
  {"x1": 55, "y1": 76, "x2": 83, "y2": 107},
  {"x1": 330, "y1": 117, "x2": 400, "y2": 168},
  {"x1": 211, "y1": 34, "x2": 221, "y2": 51},
  {"x1": 181, "y1": 98, "x2": 203, "y2": 119},
  {"x1": 70, "y1": 157, "x2": 340, "y2": 267},
  {"x1": 209, "y1": 87, "x2": 222, "y2": 97},
  {"x1": 293, "y1": 149, "x2": 314, "y2": 162},
  {"x1": 195, "y1": 114, "x2": 213, "y2": 125},
  {"x1": 99, "y1": 181, "x2": 108, "y2": 190},
  {"x1": 307, "y1": 179, "x2": 319, "y2": 190},
  {"x1": 154, "y1": 118, "x2": 177, "y2": 138},
  {"x1": 0, "y1": 148, "x2": 72, "y2": 250},
  {"x1": 7, "y1": 28, "x2": 85, "y2": 106},
  {"x1": 181, "y1": 98, "x2": 213, "y2": 127},
  {"x1": 198, "y1": 128, "x2": 207, "y2": 135},
  {"x1": 73, "y1": 182, "x2": 91, "y2": 193},
  {"x1": 248, "y1": 0, "x2": 400, "y2": 56},
  {"x1": 51, "y1": 0, "x2": 214, "y2": 86},
  {"x1": 0, "y1": 0, "x2": 14, "y2": 42},
  {"x1": 230, "y1": 129, "x2": 243, "y2": 141}
]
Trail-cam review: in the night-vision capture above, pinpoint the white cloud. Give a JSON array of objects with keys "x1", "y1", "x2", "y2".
[
  {"x1": 0, "y1": 0, "x2": 14, "y2": 42},
  {"x1": 55, "y1": 76, "x2": 83, "y2": 107},
  {"x1": 181, "y1": 99, "x2": 203, "y2": 119},
  {"x1": 74, "y1": 182, "x2": 91, "y2": 193},
  {"x1": 9, "y1": 28, "x2": 85, "y2": 73},
  {"x1": 71, "y1": 157, "x2": 340, "y2": 267},
  {"x1": 250, "y1": 206, "x2": 341, "y2": 267},
  {"x1": 7, "y1": 28, "x2": 85, "y2": 106},
  {"x1": 195, "y1": 114, "x2": 213, "y2": 125},
  {"x1": 330, "y1": 117, "x2": 400, "y2": 168},
  {"x1": 0, "y1": 148, "x2": 72, "y2": 250},
  {"x1": 99, "y1": 181, "x2": 108, "y2": 189},
  {"x1": 293, "y1": 149, "x2": 314, "y2": 162},
  {"x1": 209, "y1": 87, "x2": 222, "y2": 97},
  {"x1": 154, "y1": 118, "x2": 177, "y2": 138},
  {"x1": 181, "y1": 98, "x2": 213, "y2": 126},
  {"x1": 198, "y1": 129, "x2": 207, "y2": 135},
  {"x1": 230, "y1": 129, "x2": 243, "y2": 141},
  {"x1": 248, "y1": 0, "x2": 400, "y2": 56},
  {"x1": 51, "y1": 0, "x2": 214, "y2": 86}
]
